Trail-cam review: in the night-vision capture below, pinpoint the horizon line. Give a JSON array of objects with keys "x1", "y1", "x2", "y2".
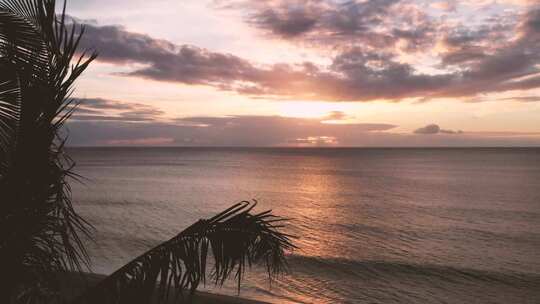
[{"x1": 65, "y1": 145, "x2": 540, "y2": 149}]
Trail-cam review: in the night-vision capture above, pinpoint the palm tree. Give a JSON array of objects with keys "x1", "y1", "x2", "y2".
[
  {"x1": 0, "y1": 0, "x2": 96, "y2": 302},
  {"x1": 0, "y1": 1, "x2": 294, "y2": 303}
]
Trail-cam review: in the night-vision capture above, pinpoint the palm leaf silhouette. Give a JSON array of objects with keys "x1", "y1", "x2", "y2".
[
  {"x1": 74, "y1": 201, "x2": 294, "y2": 304},
  {"x1": 1, "y1": 1, "x2": 295, "y2": 303},
  {"x1": 0, "y1": 0, "x2": 96, "y2": 302}
]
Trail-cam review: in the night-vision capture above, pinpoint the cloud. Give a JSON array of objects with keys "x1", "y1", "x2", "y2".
[
  {"x1": 501, "y1": 96, "x2": 540, "y2": 102},
  {"x1": 237, "y1": 0, "x2": 424, "y2": 49},
  {"x1": 173, "y1": 115, "x2": 396, "y2": 146},
  {"x1": 75, "y1": 98, "x2": 138, "y2": 110},
  {"x1": 249, "y1": 4, "x2": 319, "y2": 38},
  {"x1": 414, "y1": 124, "x2": 463, "y2": 135},
  {"x1": 323, "y1": 111, "x2": 349, "y2": 121},
  {"x1": 73, "y1": 23, "x2": 446, "y2": 101},
  {"x1": 71, "y1": 98, "x2": 164, "y2": 122},
  {"x1": 61, "y1": 98, "x2": 539, "y2": 147},
  {"x1": 70, "y1": 4, "x2": 540, "y2": 102},
  {"x1": 467, "y1": 95, "x2": 540, "y2": 102},
  {"x1": 65, "y1": 118, "x2": 540, "y2": 147},
  {"x1": 66, "y1": 110, "x2": 396, "y2": 146},
  {"x1": 75, "y1": 23, "x2": 256, "y2": 87}
]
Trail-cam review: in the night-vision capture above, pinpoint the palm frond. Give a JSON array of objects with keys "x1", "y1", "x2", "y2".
[
  {"x1": 0, "y1": 0, "x2": 96, "y2": 302},
  {"x1": 73, "y1": 201, "x2": 295, "y2": 304},
  {"x1": 0, "y1": 77, "x2": 21, "y2": 170}
]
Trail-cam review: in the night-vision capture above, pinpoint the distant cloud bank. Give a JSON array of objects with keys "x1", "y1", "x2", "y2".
[{"x1": 65, "y1": 98, "x2": 540, "y2": 147}]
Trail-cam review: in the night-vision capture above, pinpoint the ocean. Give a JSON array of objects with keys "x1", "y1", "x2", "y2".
[{"x1": 69, "y1": 147, "x2": 540, "y2": 304}]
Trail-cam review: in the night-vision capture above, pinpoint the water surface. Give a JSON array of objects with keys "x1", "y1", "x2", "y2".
[{"x1": 70, "y1": 147, "x2": 540, "y2": 303}]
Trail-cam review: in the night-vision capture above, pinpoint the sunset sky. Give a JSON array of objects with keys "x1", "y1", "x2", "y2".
[{"x1": 65, "y1": 0, "x2": 540, "y2": 146}]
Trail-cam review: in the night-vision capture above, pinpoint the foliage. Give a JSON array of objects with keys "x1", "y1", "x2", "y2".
[
  {"x1": 0, "y1": 0, "x2": 96, "y2": 301},
  {"x1": 74, "y1": 201, "x2": 295, "y2": 304},
  {"x1": 0, "y1": 1, "x2": 294, "y2": 303}
]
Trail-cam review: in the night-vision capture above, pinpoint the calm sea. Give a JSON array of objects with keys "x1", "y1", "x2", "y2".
[{"x1": 69, "y1": 147, "x2": 540, "y2": 304}]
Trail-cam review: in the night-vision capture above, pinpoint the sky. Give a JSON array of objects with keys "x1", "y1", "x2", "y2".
[{"x1": 63, "y1": 0, "x2": 540, "y2": 147}]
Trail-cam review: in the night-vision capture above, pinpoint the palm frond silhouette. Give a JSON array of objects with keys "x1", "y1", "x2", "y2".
[
  {"x1": 0, "y1": 0, "x2": 96, "y2": 302},
  {"x1": 0, "y1": 1, "x2": 294, "y2": 303},
  {"x1": 74, "y1": 201, "x2": 294, "y2": 304}
]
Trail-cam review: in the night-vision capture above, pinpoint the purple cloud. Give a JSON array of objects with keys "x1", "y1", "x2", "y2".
[
  {"x1": 70, "y1": 4, "x2": 540, "y2": 102},
  {"x1": 414, "y1": 124, "x2": 463, "y2": 135},
  {"x1": 71, "y1": 98, "x2": 164, "y2": 122}
]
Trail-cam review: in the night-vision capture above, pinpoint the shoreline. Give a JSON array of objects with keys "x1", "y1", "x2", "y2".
[{"x1": 60, "y1": 272, "x2": 269, "y2": 304}]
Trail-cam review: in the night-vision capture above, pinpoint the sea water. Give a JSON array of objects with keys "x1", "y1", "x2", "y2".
[{"x1": 70, "y1": 147, "x2": 540, "y2": 304}]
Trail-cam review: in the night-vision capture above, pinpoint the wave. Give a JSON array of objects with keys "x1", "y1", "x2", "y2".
[
  {"x1": 76, "y1": 161, "x2": 189, "y2": 167},
  {"x1": 286, "y1": 254, "x2": 540, "y2": 287},
  {"x1": 76, "y1": 199, "x2": 149, "y2": 206}
]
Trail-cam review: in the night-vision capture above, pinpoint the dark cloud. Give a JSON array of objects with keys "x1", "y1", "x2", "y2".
[
  {"x1": 468, "y1": 95, "x2": 540, "y2": 103},
  {"x1": 524, "y1": 8, "x2": 540, "y2": 33},
  {"x1": 76, "y1": 23, "x2": 256, "y2": 86},
  {"x1": 76, "y1": 22, "x2": 452, "y2": 101},
  {"x1": 66, "y1": 113, "x2": 396, "y2": 146},
  {"x1": 326, "y1": 48, "x2": 454, "y2": 100},
  {"x1": 501, "y1": 96, "x2": 540, "y2": 102},
  {"x1": 414, "y1": 124, "x2": 463, "y2": 135},
  {"x1": 238, "y1": 0, "x2": 435, "y2": 51},
  {"x1": 69, "y1": 115, "x2": 152, "y2": 122},
  {"x1": 250, "y1": 5, "x2": 319, "y2": 37},
  {"x1": 65, "y1": 117, "x2": 540, "y2": 147},
  {"x1": 70, "y1": 5, "x2": 540, "y2": 102},
  {"x1": 437, "y1": 8, "x2": 540, "y2": 83},
  {"x1": 325, "y1": 0, "x2": 400, "y2": 33},
  {"x1": 75, "y1": 98, "x2": 138, "y2": 110},
  {"x1": 414, "y1": 124, "x2": 440, "y2": 134},
  {"x1": 71, "y1": 98, "x2": 164, "y2": 122}
]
